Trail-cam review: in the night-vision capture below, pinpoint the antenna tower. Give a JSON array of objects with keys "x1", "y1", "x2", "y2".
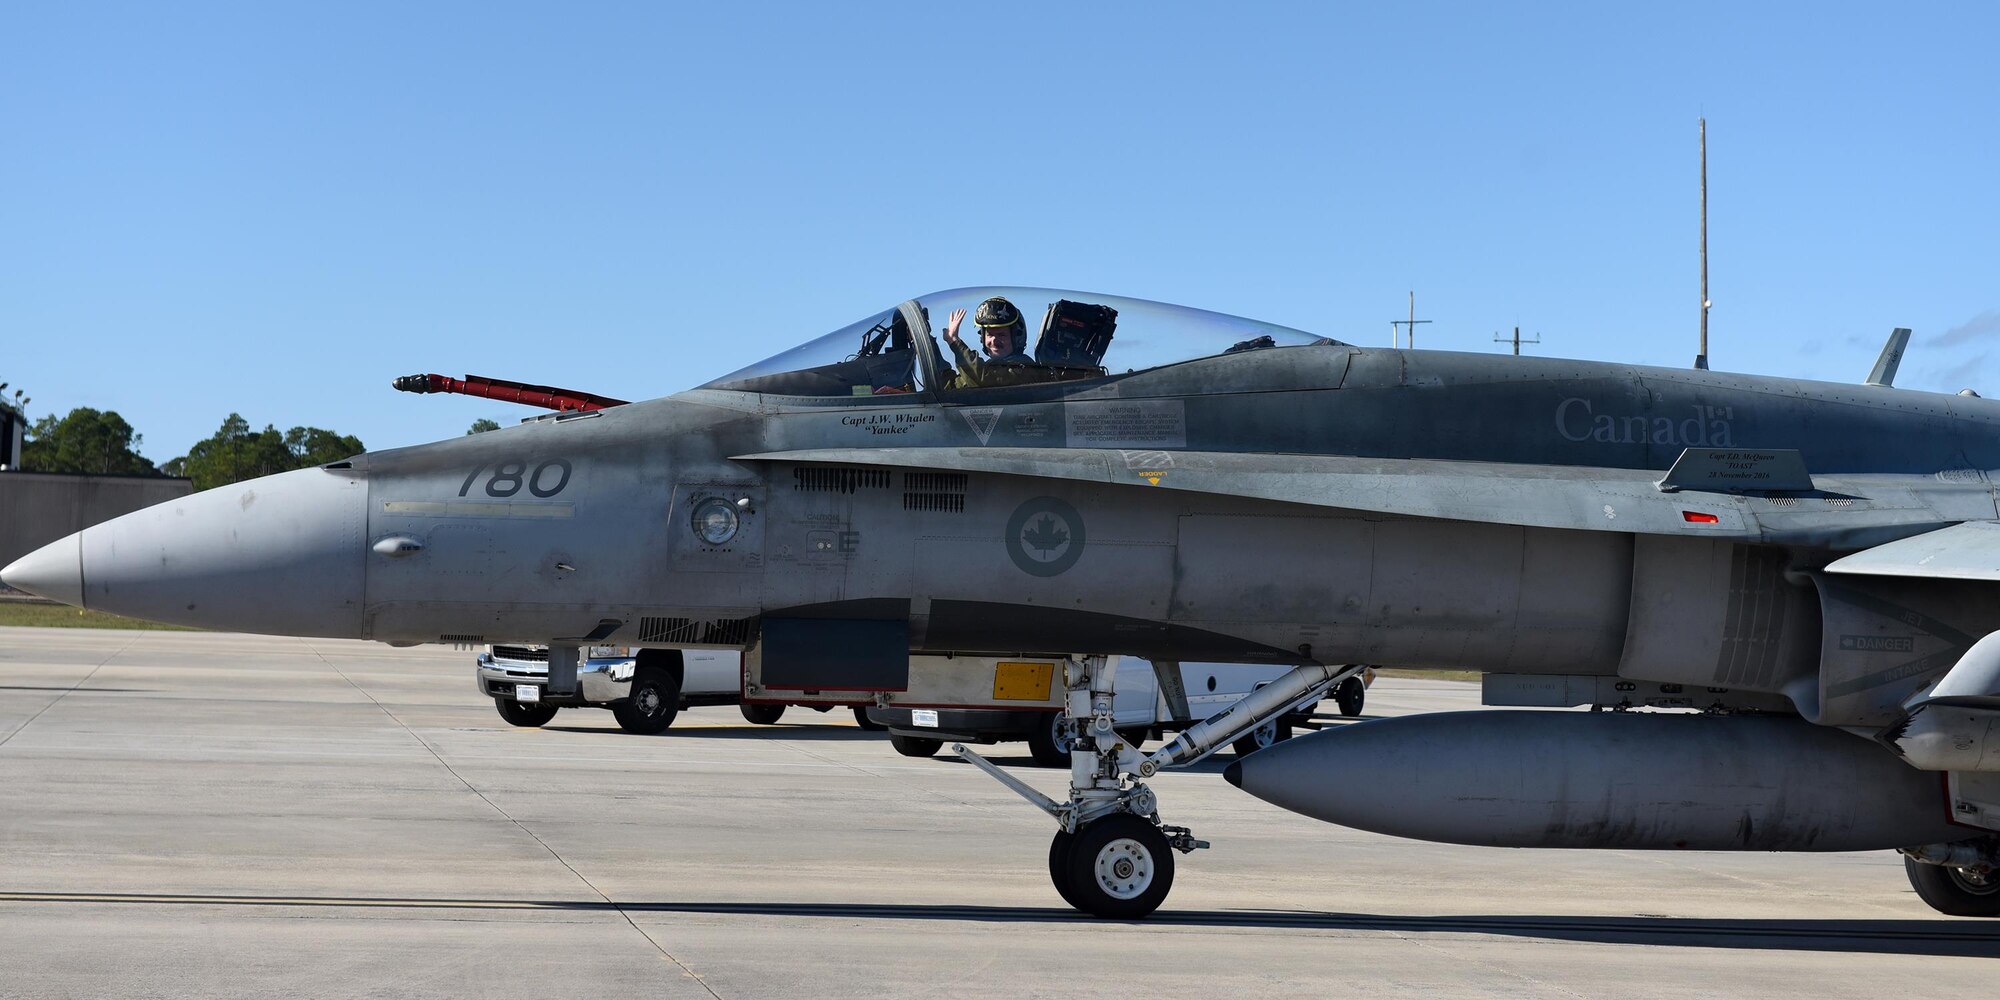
[
  {"x1": 1696, "y1": 117, "x2": 1710, "y2": 370},
  {"x1": 1493, "y1": 326, "x2": 1541, "y2": 356},
  {"x1": 1390, "y1": 291, "x2": 1431, "y2": 349}
]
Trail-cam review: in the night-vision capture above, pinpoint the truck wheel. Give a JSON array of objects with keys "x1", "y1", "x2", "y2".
[
  {"x1": 890, "y1": 733, "x2": 942, "y2": 758},
  {"x1": 739, "y1": 703, "x2": 786, "y2": 725},
  {"x1": 1336, "y1": 676, "x2": 1366, "y2": 717},
  {"x1": 853, "y1": 706, "x2": 886, "y2": 731},
  {"x1": 614, "y1": 651, "x2": 683, "y2": 735},
  {"x1": 495, "y1": 699, "x2": 558, "y2": 728},
  {"x1": 1027, "y1": 711, "x2": 1074, "y2": 768},
  {"x1": 1232, "y1": 718, "x2": 1291, "y2": 757},
  {"x1": 1905, "y1": 856, "x2": 2000, "y2": 916}
]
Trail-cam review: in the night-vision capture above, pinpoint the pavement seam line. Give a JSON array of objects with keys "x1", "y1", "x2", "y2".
[
  {"x1": 0, "y1": 635, "x2": 136, "y2": 748},
  {"x1": 301, "y1": 640, "x2": 724, "y2": 999}
]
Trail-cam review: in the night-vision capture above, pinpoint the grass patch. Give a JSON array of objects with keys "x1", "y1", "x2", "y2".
[{"x1": 0, "y1": 601, "x2": 201, "y2": 631}]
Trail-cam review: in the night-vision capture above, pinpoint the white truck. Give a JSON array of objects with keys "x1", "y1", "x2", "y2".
[
  {"x1": 476, "y1": 644, "x2": 737, "y2": 732},
  {"x1": 476, "y1": 644, "x2": 883, "y2": 733}
]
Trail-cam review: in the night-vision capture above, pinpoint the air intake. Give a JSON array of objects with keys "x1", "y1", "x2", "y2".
[
  {"x1": 637, "y1": 617, "x2": 698, "y2": 643},
  {"x1": 637, "y1": 616, "x2": 759, "y2": 646},
  {"x1": 903, "y1": 471, "x2": 968, "y2": 513},
  {"x1": 793, "y1": 467, "x2": 891, "y2": 494}
]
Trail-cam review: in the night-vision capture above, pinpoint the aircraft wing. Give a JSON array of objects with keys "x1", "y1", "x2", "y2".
[
  {"x1": 1824, "y1": 520, "x2": 2000, "y2": 581},
  {"x1": 734, "y1": 447, "x2": 1975, "y2": 542}
]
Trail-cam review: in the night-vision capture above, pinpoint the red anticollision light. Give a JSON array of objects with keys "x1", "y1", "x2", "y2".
[{"x1": 1682, "y1": 511, "x2": 1721, "y2": 524}]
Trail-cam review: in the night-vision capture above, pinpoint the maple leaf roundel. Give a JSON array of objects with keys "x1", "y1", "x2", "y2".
[{"x1": 1004, "y1": 496, "x2": 1087, "y2": 577}]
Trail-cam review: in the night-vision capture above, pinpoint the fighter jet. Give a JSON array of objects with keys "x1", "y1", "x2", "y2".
[{"x1": 7, "y1": 287, "x2": 2000, "y2": 919}]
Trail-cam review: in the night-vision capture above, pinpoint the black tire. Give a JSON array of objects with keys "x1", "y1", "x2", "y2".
[
  {"x1": 739, "y1": 703, "x2": 786, "y2": 725},
  {"x1": 1336, "y1": 676, "x2": 1366, "y2": 718},
  {"x1": 1048, "y1": 830, "x2": 1084, "y2": 910},
  {"x1": 614, "y1": 650, "x2": 683, "y2": 735},
  {"x1": 1232, "y1": 718, "x2": 1292, "y2": 757},
  {"x1": 1905, "y1": 856, "x2": 2000, "y2": 916},
  {"x1": 890, "y1": 733, "x2": 942, "y2": 758},
  {"x1": 1027, "y1": 711, "x2": 1074, "y2": 768},
  {"x1": 495, "y1": 698, "x2": 558, "y2": 728},
  {"x1": 853, "y1": 706, "x2": 886, "y2": 731},
  {"x1": 1063, "y1": 814, "x2": 1175, "y2": 919}
]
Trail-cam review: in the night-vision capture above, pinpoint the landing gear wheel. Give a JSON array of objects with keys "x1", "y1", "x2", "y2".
[
  {"x1": 1062, "y1": 814, "x2": 1175, "y2": 919},
  {"x1": 1047, "y1": 830, "x2": 1084, "y2": 910},
  {"x1": 853, "y1": 706, "x2": 886, "y2": 731},
  {"x1": 1232, "y1": 718, "x2": 1292, "y2": 757},
  {"x1": 890, "y1": 733, "x2": 942, "y2": 758},
  {"x1": 1905, "y1": 856, "x2": 2000, "y2": 916},
  {"x1": 1336, "y1": 676, "x2": 1366, "y2": 717},
  {"x1": 495, "y1": 699, "x2": 558, "y2": 728},
  {"x1": 614, "y1": 654, "x2": 683, "y2": 735},
  {"x1": 1027, "y1": 711, "x2": 1074, "y2": 768},
  {"x1": 739, "y1": 703, "x2": 785, "y2": 725}
]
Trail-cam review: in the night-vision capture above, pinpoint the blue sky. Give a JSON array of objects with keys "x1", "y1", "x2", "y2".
[{"x1": 4, "y1": 2, "x2": 1996, "y2": 463}]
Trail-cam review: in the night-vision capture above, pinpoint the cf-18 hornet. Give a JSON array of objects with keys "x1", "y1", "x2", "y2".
[{"x1": 9, "y1": 288, "x2": 2000, "y2": 918}]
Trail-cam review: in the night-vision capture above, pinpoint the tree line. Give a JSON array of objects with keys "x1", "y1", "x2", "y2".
[{"x1": 21, "y1": 408, "x2": 499, "y2": 492}]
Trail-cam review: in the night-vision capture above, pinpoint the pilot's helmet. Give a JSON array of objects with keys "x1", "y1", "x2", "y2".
[{"x1": 974, "y1": 296, "x2": 1025, "y2": 338}]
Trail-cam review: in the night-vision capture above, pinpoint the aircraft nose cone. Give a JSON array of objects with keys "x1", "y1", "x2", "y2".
[
  {"x1": 1, "y1": 532, "x2": 83, "y2": 608},
  {"x1": 1222, "y1": 759, "x2": 1243, "y2": 789},
  {"x1": 74, "y1": 466, "x2": 370, "y2": 637}
]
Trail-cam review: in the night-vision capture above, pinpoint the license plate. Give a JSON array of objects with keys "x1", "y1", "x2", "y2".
[
  {"x1": 911, "y1": 709, "x2": 939, "y2": 728},
  {"x1": 516, "y1": 684, "x2": 540, "y2": 703}
]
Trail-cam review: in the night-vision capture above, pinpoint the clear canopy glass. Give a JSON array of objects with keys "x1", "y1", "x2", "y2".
[{"x1": 699, "y1": 286, "x2": 1333, "y2": 397}]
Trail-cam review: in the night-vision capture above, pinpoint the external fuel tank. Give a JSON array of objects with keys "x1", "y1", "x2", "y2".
[{"x1": 1225, "y1": 710, "x2": 1967, "y2": 852}]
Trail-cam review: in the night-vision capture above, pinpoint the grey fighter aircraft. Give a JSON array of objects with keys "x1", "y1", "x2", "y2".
[{"x1": 8, "y1": 287, "x2": 2000, "y2": 919}]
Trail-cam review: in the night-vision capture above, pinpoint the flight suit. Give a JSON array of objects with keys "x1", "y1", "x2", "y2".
[{"x1": 946, "y1": 340, "x2": 1057, "y2": 389}]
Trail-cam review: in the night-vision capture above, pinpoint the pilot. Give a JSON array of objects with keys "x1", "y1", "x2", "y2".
[{"x1": 942, "y1": 296, "x2": 1047, "y2": 389}]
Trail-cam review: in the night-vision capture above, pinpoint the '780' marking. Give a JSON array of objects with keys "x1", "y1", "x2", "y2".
[{"x1": 459, "y1": 459, "x2": 573, "y2": 498}]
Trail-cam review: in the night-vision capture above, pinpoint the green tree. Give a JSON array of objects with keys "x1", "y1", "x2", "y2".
[
  {"x1": 284, "y1": 426, "x2": 365, "y2": 467},
  {"x1": 167, "y1": 414, "x2": 364, "y2": 492},
  {"x1": 20, "y1": 407, "x2": 158, "y2": 475},
  {"x1": 466, "y1": 418, "x2": 501, "y2": 435}
]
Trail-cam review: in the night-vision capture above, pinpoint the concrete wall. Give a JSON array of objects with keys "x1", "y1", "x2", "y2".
[{"x1": 0, "y1": 473, "x2": 194, "y2": 573}]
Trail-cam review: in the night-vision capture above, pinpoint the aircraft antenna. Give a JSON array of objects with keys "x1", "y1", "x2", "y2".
[
  {"x1": 1494, "y1": 325, "x2": 1541, "y2": 356},
  {"x1": 1696, "y1": 116, "x2": 1710, "y2": 370},
  {"x1": 1391, "y1": 291, "x2": 1431, "y2": 349}
]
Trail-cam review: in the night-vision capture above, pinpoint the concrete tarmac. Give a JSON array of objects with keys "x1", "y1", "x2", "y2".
[{"x1": 1, "y1": 627, "x2": 1995, "y2": 999}]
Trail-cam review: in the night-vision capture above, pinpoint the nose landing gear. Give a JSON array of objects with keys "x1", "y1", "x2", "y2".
[{"x1": 956, "y1": 655, "x2": 1352, "y2": 918}]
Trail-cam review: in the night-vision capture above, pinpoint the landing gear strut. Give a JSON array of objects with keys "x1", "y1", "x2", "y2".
[{"x1": 956, "y1": 655, "x2": 1353, "y2": 918}]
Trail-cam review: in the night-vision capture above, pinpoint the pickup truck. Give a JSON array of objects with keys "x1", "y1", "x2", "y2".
[
  {"x1": 477, "y1": 644, "x2": 886, "y2": 734},
  {"x1": 476, "y1": 644, "x2": 886, "y2": 734}
]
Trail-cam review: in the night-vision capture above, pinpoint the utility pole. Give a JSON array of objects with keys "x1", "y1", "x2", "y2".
[
  {"x1": 1390, "y1": 291, "x2": 1431, "y2": 349},
  {"x1": 1696, "y1": 116, "x2": 1710, "y2": 371},
  {"x1": 1493, "y1": 326, "x2": 1540, "y2": 356}
]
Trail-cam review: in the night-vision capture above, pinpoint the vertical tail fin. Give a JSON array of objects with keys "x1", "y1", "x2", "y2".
[{"x1": 1865, "y1": 328, "x2": 1912, "y2": 387}]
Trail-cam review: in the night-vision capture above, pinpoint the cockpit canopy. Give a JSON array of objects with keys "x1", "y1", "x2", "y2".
[{"x1": 700, "y1": 286, "x2": 1334, "y2": 397}]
